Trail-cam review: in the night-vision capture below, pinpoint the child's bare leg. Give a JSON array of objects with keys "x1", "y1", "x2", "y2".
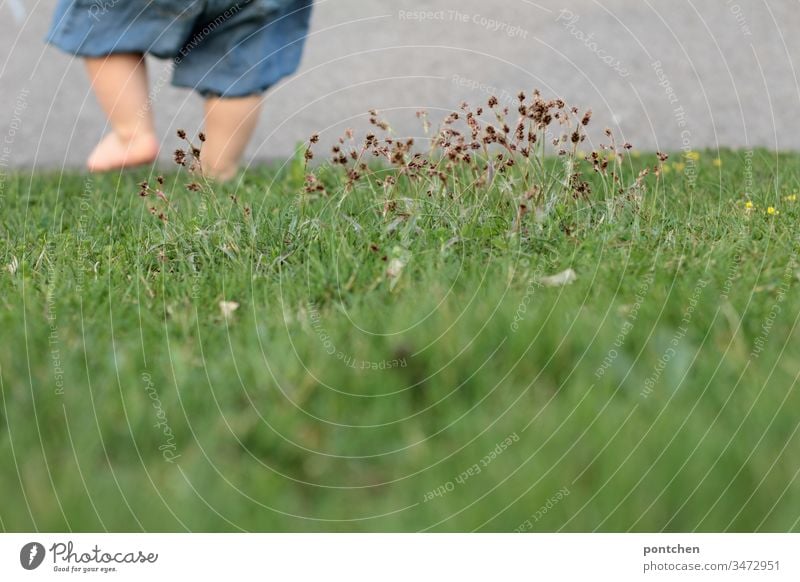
[
  {"x1": 84, "y1": 54, "x2": 159, "y2": 172},
  {"x1": 201, "y1": 95, "x2": 262, "y2": 181}
]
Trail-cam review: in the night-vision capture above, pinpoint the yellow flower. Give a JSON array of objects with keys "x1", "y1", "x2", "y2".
[
  {"x1": 745, "y1": 201, "x2": 754, "y2": 209},
  {"x1": 632, "y1": 151, "x2": 641, "y2": 159},
  {"x1": 784, "y1": 194, "x2": 797, "y2": 202},
  {"x1": 661, "y1": 165, "x2": 671, "y2": 174},
  {"x1": 713, "y1": 158, "x2": 722, "y2": 167},
  {"x1": 685, "y1": 151, "x2": 701, "y2": 161},
  {"x1": 673, "y1": 162, "x2": 686, "y2": 173},
  {"x1": 767, "y1": 206, "x2": 778, "y2": 215}
]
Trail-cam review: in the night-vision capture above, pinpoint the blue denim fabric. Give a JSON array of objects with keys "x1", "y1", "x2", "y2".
[{"x1": 46, "y1": 0, "x2": 312, "y2": 97}]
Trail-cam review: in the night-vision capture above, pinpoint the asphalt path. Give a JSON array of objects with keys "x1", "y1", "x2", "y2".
[{"x1": 1, "y1": 0, "x2": 798, "y2": 169}]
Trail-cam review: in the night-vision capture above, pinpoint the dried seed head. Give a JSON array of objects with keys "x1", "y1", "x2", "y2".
[{"x1": 177, "y1": 129, "x2": 187, "y2": 139}]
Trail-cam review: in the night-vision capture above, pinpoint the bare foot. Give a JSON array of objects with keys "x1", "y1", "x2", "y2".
[
  {"x1": 201, "y1": 160, "x2": 239, "y2": 182},
  {"x1": 86, "y1": 132, "x2": 159, "y2": 172}
]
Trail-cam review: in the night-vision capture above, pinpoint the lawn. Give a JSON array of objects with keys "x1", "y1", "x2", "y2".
[{"x1": 1, "y1": 120, "x2": 799, "y2": 531}]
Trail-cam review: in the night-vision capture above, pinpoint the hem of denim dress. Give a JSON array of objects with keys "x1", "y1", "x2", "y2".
[
  {"x1": 46, "y1": 34, "x2": 273, "y2": 98},
  {"x1": 171, "y1": 79, "x2": 272, "y2": 99},
  {"x1": 45, "y1": 33, "x2": 176, "y2": 61}
]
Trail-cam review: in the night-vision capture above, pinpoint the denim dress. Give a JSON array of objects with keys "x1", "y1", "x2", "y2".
[{"x1": 46, "y1": 0, "x2": 313, "y2": 97}]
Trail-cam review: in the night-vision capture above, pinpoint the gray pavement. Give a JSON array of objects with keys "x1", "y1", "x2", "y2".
[{"x1": 1, "y1": 0, "x2": 799, "y2": 169}]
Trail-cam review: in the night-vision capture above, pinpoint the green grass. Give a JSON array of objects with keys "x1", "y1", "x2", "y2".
[{"x1": 1, "y1": 149, "x2": 799, "y2": 532}]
